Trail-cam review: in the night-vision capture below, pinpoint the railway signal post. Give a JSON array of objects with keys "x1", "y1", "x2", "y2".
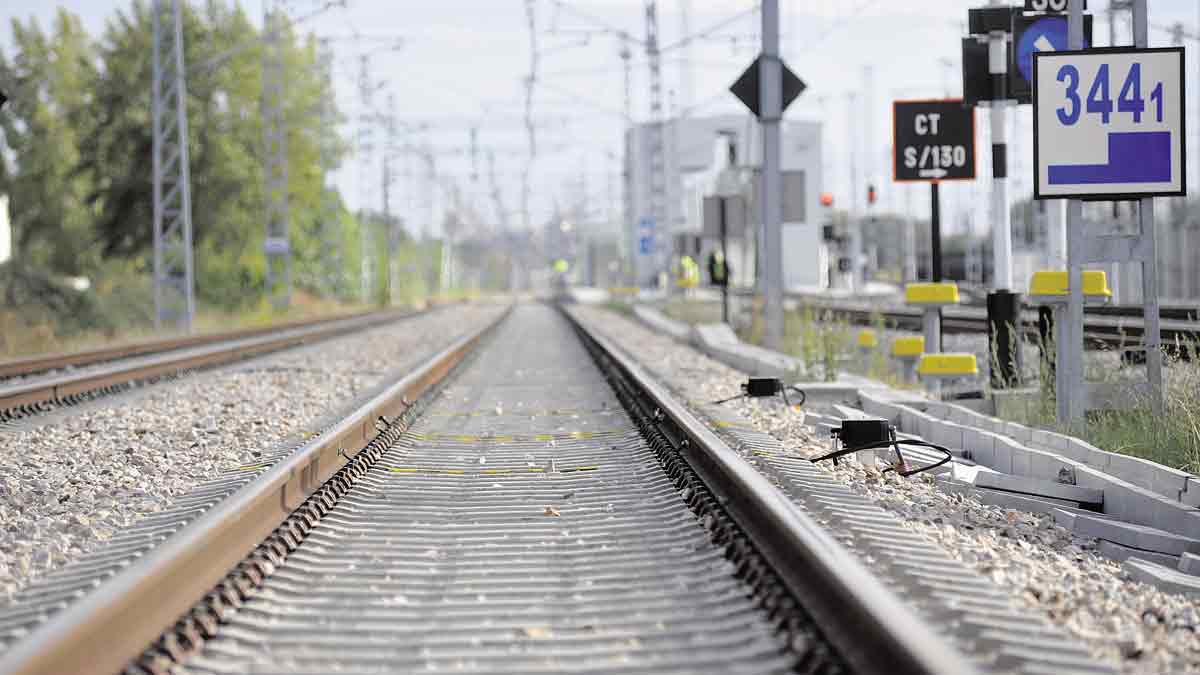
[
  {"x1": 967, "y1": 3, "x2": 1021, "y2": 388},
  {"x1": 728, "y1": 0, "x2": 805, "y2": 350},
  {"x1": 893, "y1": 98, "x2": 977, "y2": 350},
  {"x1": 1035, "y1": 0, "x2": 1180, "y2": 423}
]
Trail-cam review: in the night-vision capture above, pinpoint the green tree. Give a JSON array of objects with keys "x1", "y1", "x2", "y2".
[
  {"x1": 0, "y1": 10, "x2": 99, "y2": 276},
  {"x1": 77, "y1": 0, "x2": 345, "y2": 310}
]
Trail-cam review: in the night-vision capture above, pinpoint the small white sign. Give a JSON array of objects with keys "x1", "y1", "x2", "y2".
[{"x1": 1034, "y1": 47, "x2": 1185, "y2": 200}]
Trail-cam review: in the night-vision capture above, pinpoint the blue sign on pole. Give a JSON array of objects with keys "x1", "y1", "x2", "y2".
[
  {"x1": 1011, "y1": 14, "x2": 1092, "y2": 103},
  {"x1": 637, "y1": 217, "x2": 655, "y2": 256},
  {"x1": 1018, "y1": 17, "x2": 1069, "y2": 82}
]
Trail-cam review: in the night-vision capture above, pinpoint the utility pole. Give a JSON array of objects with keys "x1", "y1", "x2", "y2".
[
  {"x1": 151, "y1": 0, "x2": 196, "y2": 332},
  {"x1": 620, "y1": 37, "x2": 635, "y2": 282},
  {"x1": 645, "y1": 1, "x2": 667, "y2": 286},
  {"x1": 357, "y1": 53, "x2": 376, "y2": 303},
  {"x1": 760, "y1": 0, "x2": 784, "y2": 349},
  {"x1": 316, "y1": 38, "x2": 342, "y2": 297},
  {"x1": 846, "y1": 91, "x2": 860, "y2": 292},
  {"x1": 470, "y1": 126, "x2": 480, "y2": 217},
  {"x1": 678, "y1": 0, "x2": 694, "y2": 118},
  {"x1": 861, "y1": 66, "x2": 874, "y2": 285},
  {"x1": 262, "y1": 0, "x2": 291, "y2": 310},
  {"x1": 382, "y1": 93, "x2": 399, "y2": 306}
]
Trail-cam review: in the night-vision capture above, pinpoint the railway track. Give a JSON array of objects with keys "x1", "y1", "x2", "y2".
[
  {"x1": 793, "y1": 299, "x2": 1199, "y2": 351},
  {"x1": 0, "y1": 307, "x2": 429, "y2": 421},
  {"x1": 721, "y1": 287, "x2": 1200, "y2": 350},
  {"x1": 0, "y1": 304, "x2": 971, "y2": 675},
  {"x1": 0, "y1": 308, "x2": 412, "y2": 381}
]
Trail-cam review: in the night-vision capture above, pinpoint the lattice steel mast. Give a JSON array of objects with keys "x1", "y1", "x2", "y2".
[
  {"x1": 644, "y1": 1, "x2": 666, "y2": 275},
  {"x1": 151, "y1": 0, "x2": 196, "y2": 332},
  {"x1": 262, "y1": 0, "x2": 291, "y2": 309}
]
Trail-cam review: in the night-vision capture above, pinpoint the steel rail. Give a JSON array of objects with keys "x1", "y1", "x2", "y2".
[
  {"x1": 724, "y1": 293, "x2": 1199, "y2": 350},
  {"x1": 722, "y1": 286, "x2": 1200, "y2": 348},
  {"x1": 563, "y1": 306, "x2": 977, "y2": 675},
  {"x1": 0, "y1": 306, "x2": 442, "y2": 416},
  {"x1": 812, "y1": 303, "x2": 1200, "y2": 349},
  {"x1": 0, "y1": 307, "x2": 509, "y2": 675},
  {"x1": 0, "y1": 307, "x2": 432, "y2": 381},
  {"x1": 1, "y1": 302, "x2": 971, "y2": 674}
]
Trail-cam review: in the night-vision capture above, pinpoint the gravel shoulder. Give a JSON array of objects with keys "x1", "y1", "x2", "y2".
[
  {"x1": 0, "y1": 303, "x2": 506, "y2": 600},
  {"x1": 573, "y1": 305, "x2": 1200, "y2": 675}
]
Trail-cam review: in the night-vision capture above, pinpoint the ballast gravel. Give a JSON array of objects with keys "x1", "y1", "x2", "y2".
[
  {"x1": 0, "y1": 303, "x2": 505, "y2": 600},
  {"x1": 573, "y1": 305, "x2": 1200, "y2": 675}
]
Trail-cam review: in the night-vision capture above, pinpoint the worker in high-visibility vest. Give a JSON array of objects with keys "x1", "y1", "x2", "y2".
[
  {"x1": 707, "y1": 250, "x2": 730, "y2": 288},
  {"x1": 678, "y1": 255, "x2": 699, "y2": 294}
]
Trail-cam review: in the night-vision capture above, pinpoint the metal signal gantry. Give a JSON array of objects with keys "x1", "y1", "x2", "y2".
[{"x1": 151, "y1": 0, "x2": 196, "y2": 332}]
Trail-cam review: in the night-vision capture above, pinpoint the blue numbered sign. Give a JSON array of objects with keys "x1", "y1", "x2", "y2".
[{"x1": 1034, "y1": 47, "x2": 1185, "y2": 199}]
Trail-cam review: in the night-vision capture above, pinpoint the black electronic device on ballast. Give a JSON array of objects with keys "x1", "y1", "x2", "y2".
[
  {"x1": 812, "y1": 418, "x2": 953, "y2": 478},
  {"x1": 711, "y1": 377, "x2": 806, "y2": 408}
]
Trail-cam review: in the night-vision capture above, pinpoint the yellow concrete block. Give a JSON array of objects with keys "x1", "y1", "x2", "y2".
[
  {"x1": 891, "y1": 336, "x2": 925, "y2": 358},
  {"x1": 1028, "y1": 270, "x2": 1112, "y2": 299},
  {"x1": 856, "y1": 329, "x2": 878, "y2": 349},
  {"x1": 905, "y1": 282, "x2": 960, "y2": 305},
  {"x1": 917, "y1": 353, "x2": 978, "y2": 377}
]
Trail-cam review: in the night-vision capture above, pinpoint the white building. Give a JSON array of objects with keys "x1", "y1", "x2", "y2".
[{"x1": 624, "y1": 115, "x2": 825, "y2": 288}]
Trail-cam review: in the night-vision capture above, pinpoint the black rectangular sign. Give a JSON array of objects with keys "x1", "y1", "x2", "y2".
[
  {"x1": 968, "y1": 6, "x2": 1019, "y2": 34},
  {"x1": 893, "y1": 99, "x2": 976, "y2": 182},
  {"x1": 1024, "y1": 0, "x2": 1086, "y2": 11},
  {"x1": 962, "y1": 37, "x2": 991, "y2": 106}
]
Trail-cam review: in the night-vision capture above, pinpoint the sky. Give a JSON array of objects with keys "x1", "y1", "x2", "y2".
[{"x1": 4, "y1": 0, "x2": 1200, "y2": 239}]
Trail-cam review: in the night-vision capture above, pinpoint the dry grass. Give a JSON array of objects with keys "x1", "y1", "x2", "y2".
[
  {"x1": 0, "y1": 290, "x2": 370, "y2": 361},
  {"x1": 998, "y1": 333, "x2": 1200, "y2": 474}
]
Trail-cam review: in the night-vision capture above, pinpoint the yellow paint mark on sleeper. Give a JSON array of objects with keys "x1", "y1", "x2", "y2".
[
  {"x1": 388, "y1": 465, "x2": 597, "y2": 476},
  {"x1": 388, "y1": 467, "x2": 466, "y2": 475}
]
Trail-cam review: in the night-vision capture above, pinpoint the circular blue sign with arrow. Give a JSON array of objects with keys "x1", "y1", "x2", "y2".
[
  {"x1": 1009, "y1": 14, "x2": 1093, "y2": 103},
  {"x1": 1017, "y1": 16, "x2": 1087, "y2": 83}
]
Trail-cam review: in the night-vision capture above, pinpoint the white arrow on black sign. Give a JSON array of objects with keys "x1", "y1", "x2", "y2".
[{"x1": 918, "y1": 168, "x2": 949, "y2": 179}]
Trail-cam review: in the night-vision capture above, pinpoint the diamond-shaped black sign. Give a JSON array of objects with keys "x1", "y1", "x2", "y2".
[{"x1": 729, "y1": 55, "x2": 806, "y2": 119}]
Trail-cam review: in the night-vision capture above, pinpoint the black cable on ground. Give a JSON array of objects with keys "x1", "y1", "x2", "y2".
[{"x1": 810, "y1": 427, "x2": 952, "y2": 478}]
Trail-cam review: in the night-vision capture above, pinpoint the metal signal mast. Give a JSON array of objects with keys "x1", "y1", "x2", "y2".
[
  {"x1": 262, "y1": 0, "x2": 291, "y2": 309},
  {"x1": 151, "y1": 0, "x2": 196, "y2": 332}
]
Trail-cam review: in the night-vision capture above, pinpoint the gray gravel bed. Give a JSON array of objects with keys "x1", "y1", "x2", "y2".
[
  {"x1": 0, "y1": 313, "x2": 395, "y2": 390},
  {"x1": 0, "y1": 303, "x2": 505, "y2": 600},
  {"x1": 573, "y1": 305, "x2": 1200, "y2": 675}
]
